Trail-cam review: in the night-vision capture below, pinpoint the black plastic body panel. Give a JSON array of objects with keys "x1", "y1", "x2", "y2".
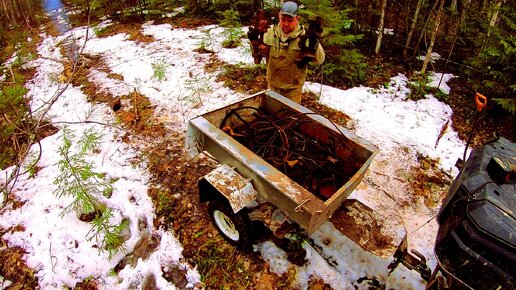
[{"x1": 435, "y1": 137, "x2": 516, "y2": 289}]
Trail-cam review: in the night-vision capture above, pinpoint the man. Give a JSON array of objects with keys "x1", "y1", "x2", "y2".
[{"x1": 260, "y1": 1, "x2": 325, "y2": 103}]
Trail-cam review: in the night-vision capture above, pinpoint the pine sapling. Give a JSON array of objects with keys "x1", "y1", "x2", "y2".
[
  {"x1": 53, "y1": 126, "x2": 126, "y2": 258},
  {"x1": 184, "y1": 72, "x2": 212, "y2": 106},
  {"x1": 88, "y1": 208, "x2": 128, "y2": 258}
]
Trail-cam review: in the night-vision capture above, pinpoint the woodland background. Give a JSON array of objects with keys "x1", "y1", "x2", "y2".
[{"x1": 1, "y1": 0, "x2": 515, "y2": 191}]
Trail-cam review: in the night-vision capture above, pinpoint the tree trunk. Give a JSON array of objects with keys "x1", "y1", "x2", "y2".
[
  {"x1": 368, "y1": 2, "x2": 376, "y2": 34},
  {"x1": 450, "y1": 0, "x2": 457, "y2": 11},
  {"x1": 412, "y1": 0, "x2": 439, "y2": 58},
  {"x1": 375, "y1": 0, "x2": 388, "y2": 55},
  {"x1": 421, "y1": 0, "x2": 445, "y2": 74},
  {"x1": 437, "y1": 0, "x2": 472, "y2": 88},
  {"x1": 488, "y1": 0, "x2": 504, "y2": 33},
  {"x1": 483, "y1": 0, "x2": 506, "y2": 51},
  {"x1": 460, "y1": 0, "x2": 472, "y2": 25},
  {"x1": 403, "y1": 0, "x2": 424, "y2": 58},
  {"x1": 450, "y1": 0, "x2": 472, "y2": 58},
  {"x1": 393, "y1": 1, "x2": 402, "y2": 37},
  {"x1": 1, "y1": 0, "x2": 8, "y2": 23}
]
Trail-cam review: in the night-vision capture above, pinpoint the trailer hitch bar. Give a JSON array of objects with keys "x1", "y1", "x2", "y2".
[{"x1": 388, "y1": 235, "x2": 432, "y2": 281}]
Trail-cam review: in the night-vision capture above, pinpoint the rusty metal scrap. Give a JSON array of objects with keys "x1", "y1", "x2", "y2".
[{"x1": 220, "y1": 107, "x2": 360, "y2": 201}]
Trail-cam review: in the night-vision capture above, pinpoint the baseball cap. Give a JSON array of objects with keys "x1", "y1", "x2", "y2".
[{"x1": 281, "y1": 1, "x2": 299, "y2": 17}]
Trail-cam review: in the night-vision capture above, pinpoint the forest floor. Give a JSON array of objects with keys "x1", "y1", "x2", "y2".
[{"x1": 1, "y1": 10, "x2": 515, "y2": 290}]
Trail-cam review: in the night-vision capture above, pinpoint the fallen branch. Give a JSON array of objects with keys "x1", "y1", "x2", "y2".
[{"x1": 1, "y1": 4, "x2": 94, "y2": 208}]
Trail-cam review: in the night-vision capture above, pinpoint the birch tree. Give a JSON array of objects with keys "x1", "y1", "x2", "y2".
[
  {"x1": 484, "y1": 0, "x2": 506, "y2": 48},
  {"x1": 489, "y1": 0, "x2": 505, "y2": 29},
  {"x1": 403, "y1": 0, "x2": 425, "y2": 57},
  {"x1": 412, "y1": 0, "x2": 439, "y2": 58},
  {"x1": 375, "y1": 0, "x2": 388, "y2": 55},
  {"x1": 421, "y1": 0, "x2": 445, "y2": 74}
]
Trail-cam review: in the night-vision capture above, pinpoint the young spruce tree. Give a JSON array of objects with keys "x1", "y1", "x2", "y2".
[
  {"x1": 466, "y1": 2, "x2": 516, "y2": 113},
  {"x1": 54, "y1": 126, "x2": 127, "y2": 258},
  {"x1": 300, "y1": 0, "x2": 367, "y2": 87}
]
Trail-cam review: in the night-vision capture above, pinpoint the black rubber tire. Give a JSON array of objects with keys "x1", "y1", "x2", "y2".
[{"x1": 208, "y1": 199, "x2": 253, "y2": 251}]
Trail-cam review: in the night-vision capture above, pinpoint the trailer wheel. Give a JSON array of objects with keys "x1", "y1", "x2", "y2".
[{"x1": 208, "y1": 199, "x2": 252, "y2": 250}]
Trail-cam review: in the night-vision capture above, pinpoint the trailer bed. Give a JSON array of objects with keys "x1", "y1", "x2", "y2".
[{"x1": 186, "y1": 90, "x2": 378, "y2": 234}]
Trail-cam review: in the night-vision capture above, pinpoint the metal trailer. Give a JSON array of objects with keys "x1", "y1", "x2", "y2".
[{"x1": 186, "y1": 90, "x2": 378, "y2": 249}]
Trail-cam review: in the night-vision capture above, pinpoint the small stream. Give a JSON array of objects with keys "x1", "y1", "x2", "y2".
[
  {"x1": 42, "y1": 0, "x2": 71, "y2": 34},
  {"x1": 42, "y1": 0, "x2": 80, "y2": 61}
]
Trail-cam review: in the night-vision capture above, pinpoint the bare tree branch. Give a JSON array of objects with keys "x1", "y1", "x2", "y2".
[{"x1": 1, "y1": 2, "x2": 95, "y2": 208}]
